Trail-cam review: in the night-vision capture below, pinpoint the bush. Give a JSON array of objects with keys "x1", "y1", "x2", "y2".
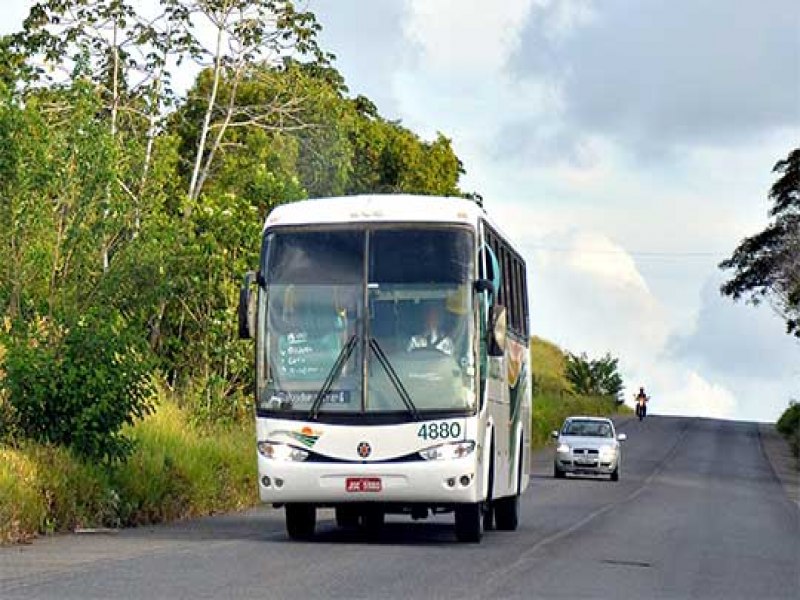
[
  {"x1": 0, "y1": 311, "x2": 154, "y2": 461},
  {"x1": 776, "y1": 401, "x2": 800, "y2": 458}
]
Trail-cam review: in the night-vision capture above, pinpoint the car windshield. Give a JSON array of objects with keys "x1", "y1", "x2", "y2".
[
  {"x1": 563, "y1": 420, "x2": 613, "y2": 438},
  {"x1": 258, "y1": 226, "x2": 476, "y2": 416}
]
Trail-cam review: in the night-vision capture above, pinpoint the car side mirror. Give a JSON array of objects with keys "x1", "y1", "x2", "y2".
[
  {"x1": 551, "y1": 430, "x2": 559, "y2": 439},
  {"x1": 473, "y1": 278, "x2": 495, "y2": 295},
  {"x1": 617, "y1": 433, "x2": 627, "y2": 442}
]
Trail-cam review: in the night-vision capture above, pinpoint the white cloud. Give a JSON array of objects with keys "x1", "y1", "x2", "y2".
[
  {"x1": 645, "y1": 369, "x2": 738, "y2": 420},
  {"x1": 404, "y1": 0, "x2": 535, "y2": 74},
  {"x1": 522, "y1": 230, "x2": 669, "y2": 363}
]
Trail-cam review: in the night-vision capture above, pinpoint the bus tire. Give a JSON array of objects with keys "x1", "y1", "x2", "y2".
[
  {"x1": 335, "y1": 506, "x2": 360, "y2": 528},
  {"x1": 483, "y1": 440, "x2": 495, "y2": 531},
  {"x1": 360, "y1": 507, "x2": 385, "y2": 532},
  {"x1": 285, "y1": 503, "x2": 316, "y2": 540},
  {"x1": 495, "y1": 443, "x2": 522, "y2": 531},
  {"x1": 455, "y1": 503, "x2": 483, "y2": 543}
]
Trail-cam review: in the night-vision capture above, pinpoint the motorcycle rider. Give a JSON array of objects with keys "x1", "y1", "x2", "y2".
[{"x1": 635, "y1": 387, "x2": 649, "y2": 420}]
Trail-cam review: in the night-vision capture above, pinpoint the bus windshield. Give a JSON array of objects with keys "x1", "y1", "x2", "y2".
[{"x1": 259, "y1": 226, "x2": 476, "y2": 418}]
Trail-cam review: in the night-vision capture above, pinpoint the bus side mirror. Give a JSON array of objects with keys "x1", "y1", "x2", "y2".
[
  {"x1": 238, "y1": 271, "x2": 259, "y2": 340},
  {"x1": 487, "y1": 305, "x2": 507, "y2": 357},
  {"x1": 473, "y1": 278, "x2": 495, "y2": 296}
]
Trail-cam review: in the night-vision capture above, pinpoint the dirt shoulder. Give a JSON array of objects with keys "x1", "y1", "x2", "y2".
[{"x1": 759, "y1": 423, "x2": 800, "y2": 509}]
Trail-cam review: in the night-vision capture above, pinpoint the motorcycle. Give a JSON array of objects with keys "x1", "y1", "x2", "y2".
[{"x1": 635, "y1": 397, "x2": 648, "y2": 421}]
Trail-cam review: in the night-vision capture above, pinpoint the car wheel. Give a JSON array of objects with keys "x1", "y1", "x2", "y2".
[
  {"x1": 610, "y1": 467, "x2": 619, "y2": 482},
  {"x1": 285, "y1": 503, "x2": 316, "y2": 540},
  {"x1": 554, "y1": 464, "x2": 566, "y2": 479}
]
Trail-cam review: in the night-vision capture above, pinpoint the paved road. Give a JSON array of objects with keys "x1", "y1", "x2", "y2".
[{"x1": 1, "y1": 416, "x2": 798, "y2": 599}]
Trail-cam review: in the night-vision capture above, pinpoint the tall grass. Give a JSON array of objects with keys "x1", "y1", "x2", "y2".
[
  {"x1": 0, "y1": 401, "x2": 256, "y2": 544},
  {"x1": 113, "y1": 403, "x2": 256, "y2": 526}
]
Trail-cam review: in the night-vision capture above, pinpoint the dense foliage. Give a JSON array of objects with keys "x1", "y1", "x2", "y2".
[
  {"x1": 564, "y1": 352, "x2": 624, "y2": 400},
  {"x1": 0, "y1": 1, "x2": 465, "y2": 459},
  {"x1": 720, "y1": 147, "x2": 800, "y2": 338},
  {"x1": 776, "y1": 401, "x2": 800, "y2": 458}
]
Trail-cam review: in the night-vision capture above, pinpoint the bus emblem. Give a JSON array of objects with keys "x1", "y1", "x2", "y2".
[{"x1": 357, "y1": 442, "x2": 372, "y2": 458}]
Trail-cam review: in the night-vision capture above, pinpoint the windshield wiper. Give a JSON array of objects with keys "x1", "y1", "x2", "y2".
[
  {"x1": 369, "y1": 337, "x2": 420, "y2": 421},
  {"x1": 309, "y1": 334, "x2": 358, "y2": 420}
]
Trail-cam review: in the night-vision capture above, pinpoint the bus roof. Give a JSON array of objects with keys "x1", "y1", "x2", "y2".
[{"x1": 264, "y1": 194, "x2": 486, "y2": 230}]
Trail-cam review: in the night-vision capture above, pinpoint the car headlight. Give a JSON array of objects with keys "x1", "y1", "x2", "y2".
[
  {"x1": 556, "y1": 443, "x2": 571, "y2": 454},
  {"x1": 599, "y1": 445, "x2": 616, "y2": 458},
  {"x1": 419, "y1": 440, "x2": 476, "y2": 461},
  {"x1": 257, "y1": 441, "x2": 309, "y2": 462}
]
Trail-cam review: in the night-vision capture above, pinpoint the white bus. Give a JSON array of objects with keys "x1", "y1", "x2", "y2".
[{"x1": 239, "y1": 195, "x2": 531, "y2": 542}]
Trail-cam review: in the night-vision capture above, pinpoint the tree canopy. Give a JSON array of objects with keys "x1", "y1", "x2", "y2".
[
  {"x1": 564, "y1": 352, "x2": 624, "y2": 400},
  {"x1": 720, "y1": 147, "x2": 800, "y2": 338},
  {"x1": 0, "y1": 1, "x2": 466, "y2": 457}
]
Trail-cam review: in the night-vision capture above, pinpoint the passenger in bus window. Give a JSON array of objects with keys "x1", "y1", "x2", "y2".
[{"x1": 407, "y1": 302, "x2": 454, "y2": 355}]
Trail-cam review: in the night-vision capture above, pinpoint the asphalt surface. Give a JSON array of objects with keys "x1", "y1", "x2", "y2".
[{"x1": 1, "y1": 416, "x2": 798, "y2": 599}]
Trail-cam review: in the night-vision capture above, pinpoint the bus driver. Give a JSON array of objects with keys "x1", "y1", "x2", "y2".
[{"x1": 407, "y1": 302, "x2": 454, "y2": 355}]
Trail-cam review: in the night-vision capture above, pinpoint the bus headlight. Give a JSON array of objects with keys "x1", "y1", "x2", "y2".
[
  {"x1": 257, "y1": 441, "x2": 309, "y2": 462},
  {"x1": 419, "y1": 440, "x2": 476, "y2": 461}
]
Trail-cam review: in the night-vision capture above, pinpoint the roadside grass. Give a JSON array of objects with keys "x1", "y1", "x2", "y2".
[
  {"x1": 0, "y1": 401, "x2": 256, "y2": 545},
  {"x1": 113, "y1": 402, "x2": 256, "y2": 526},
  {"x1": 531, "y1": 336, "x2": 569, "y2": 396}
]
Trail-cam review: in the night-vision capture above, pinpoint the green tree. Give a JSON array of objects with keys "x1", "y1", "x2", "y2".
[
  {"x1": 775, "y1": 400, "x2": 800, "y2": 457},
  {"x1": 720, "y1": 147, "x2": 800, "y2": 337},
  {"x1": 565, "y1": 352, "x2": 624, "y2": 399},
  {"x1": 0, "y1": 81, "x2": 156, "y2": 458},
  {"x1": 1, "y1": 310, "x2": 153, "y2": 461}
]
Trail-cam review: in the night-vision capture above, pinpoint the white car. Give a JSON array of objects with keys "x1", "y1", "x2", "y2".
[{"x1": 552, "y1": 416, "x2": 626, "y2": 481}]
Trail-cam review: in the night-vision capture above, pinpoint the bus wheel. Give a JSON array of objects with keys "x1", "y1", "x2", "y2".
[
  {"x1": 360, "y1": 507, "x2": 385, "y2": 531},
  {"x1": 483, "y1": 503, "x2": 495, "y2": 531},
  {"x1": 483, "y1": 441, "x2": 495, "y2": 531},
  {"x1": 335, "y1": 506, "x2": 360, "y2": 528},
  {"x1": 495, "y1": 446, "x2": 522, "y2": 531},
  {"x1": 494, "y1": 495, "x2": 519, "y2": 531},
  {"x1": 285, "y1": 503, "x2": 316, "y2": 540},
  {"x1": 454, "y1": 503, "x2": 483, "y2": 543}
]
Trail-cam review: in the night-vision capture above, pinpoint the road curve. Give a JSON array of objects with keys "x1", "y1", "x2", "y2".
[{"x1": 1, "y1": 416, "x2": 798, "y2": 599}]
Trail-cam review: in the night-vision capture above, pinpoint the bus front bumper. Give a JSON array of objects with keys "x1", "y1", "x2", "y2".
[{"x1": 257, "y1": 455, "x2": 482, "y2": 505}]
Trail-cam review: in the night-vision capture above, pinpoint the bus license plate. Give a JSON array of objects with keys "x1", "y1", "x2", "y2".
[{"x1": 345, "y1": 477, "x2": 382, "y2": 493}]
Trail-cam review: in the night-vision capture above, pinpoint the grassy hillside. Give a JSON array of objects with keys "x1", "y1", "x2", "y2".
[{"x1": 530, "y1": 337, "x2": 630, "y2": 448}]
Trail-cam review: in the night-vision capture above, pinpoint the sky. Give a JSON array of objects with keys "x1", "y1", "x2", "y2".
[{"x1": 3, "y1": 1, "x2": 799, "y2": 421}]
